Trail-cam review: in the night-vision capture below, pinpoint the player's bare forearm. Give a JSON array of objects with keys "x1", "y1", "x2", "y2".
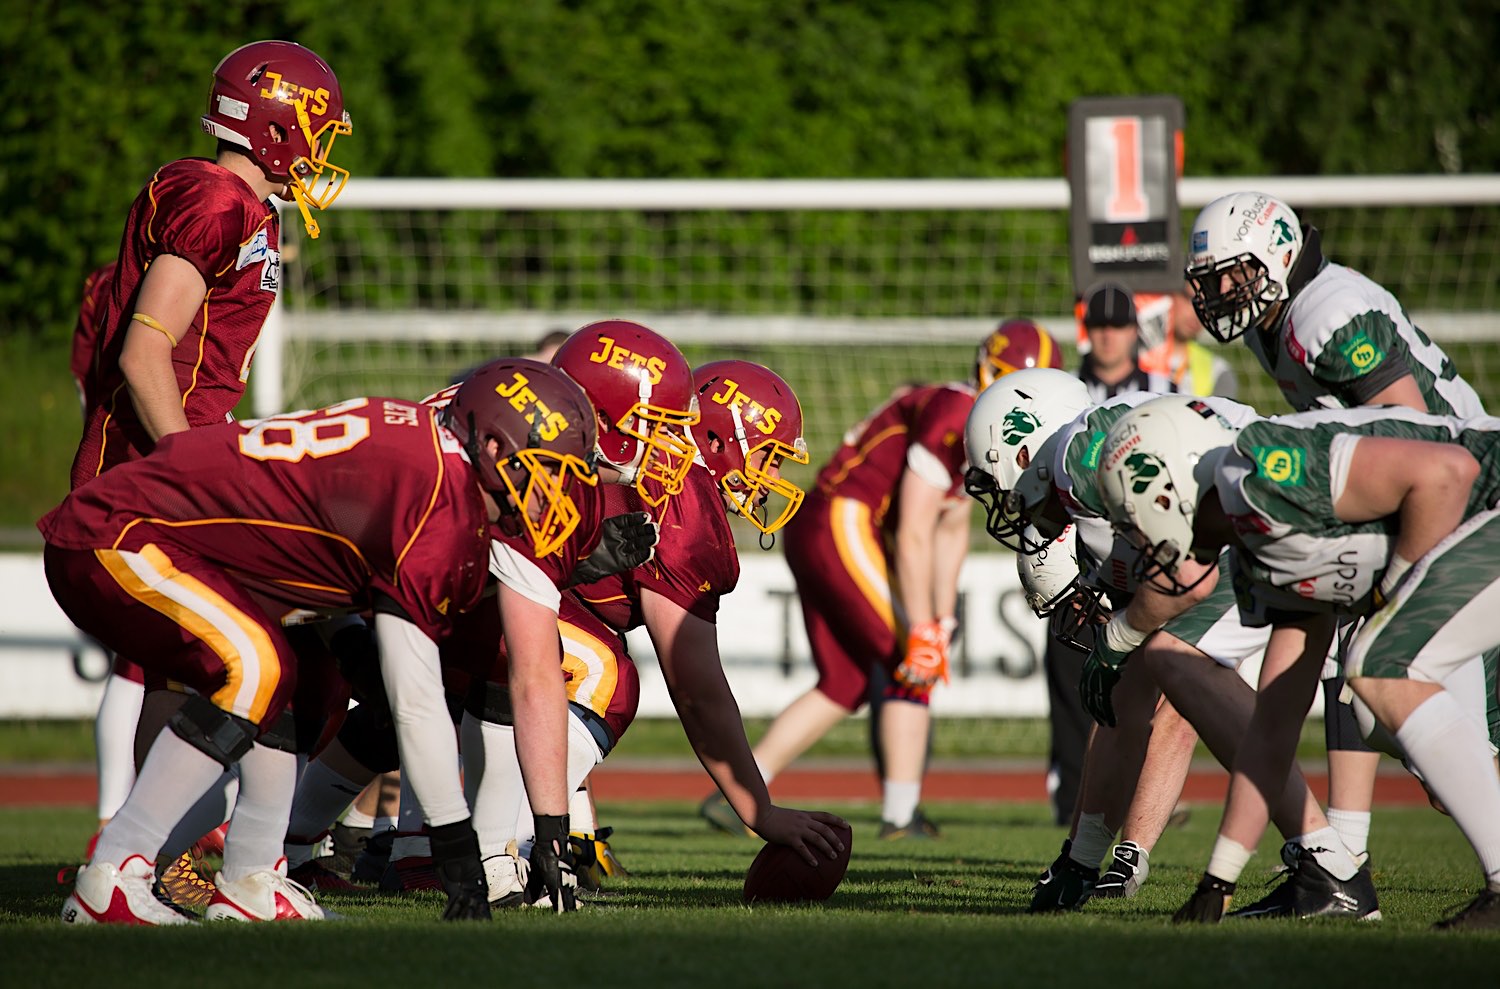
[
  {"x1": 502, "y1": 588, "x2": 569, "y2": 816},
  {"x1": 1126, "y1": 557, "x2": 1218, "y2": 632},
  {"x1": 123, "y1": 253, "x2": 208, "y2": 441},
  {"x1": 643, "y1": 589, "x2": 773, "y2": 828},
  {"x1": 119, "y1": 327, "x2": 190, "y2": 442}
]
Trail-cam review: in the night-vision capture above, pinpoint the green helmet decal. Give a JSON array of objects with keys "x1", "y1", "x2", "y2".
[
  {"x1": 1124, "y1": 451, "x2": 1166, "y2": 495},
  {"x1": 1002, "y1": 409, "x2": 1042, "y2": 446},
  {"x1": 1270, "y1": 216, "x2": 1296, "y2": 250}
]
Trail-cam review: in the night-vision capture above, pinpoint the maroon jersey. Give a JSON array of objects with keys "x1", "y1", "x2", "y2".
[
  {"x1": 72, "y1": 158, "x2": 281, "y2": 489},
  {"x1": 42, "y1": 398, "x2": 488, "y2": 642},
  {"x1": 572, "y1": 464, "x2": 738, "y2": 629},
  {"x1": 812, "y1": 383, "x2": 975, "y2": 530},
  {"x1": 71, "y1": 261, "x2": 117, "y2": 412}
]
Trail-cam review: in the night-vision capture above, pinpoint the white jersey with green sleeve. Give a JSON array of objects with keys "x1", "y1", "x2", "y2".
[
  {"x1": 1215, "y1": 406, "x2": 1500, "y2": 627},
  {"x1": 1245, "y1": 263, "x2": 1484, "y2": 416}
]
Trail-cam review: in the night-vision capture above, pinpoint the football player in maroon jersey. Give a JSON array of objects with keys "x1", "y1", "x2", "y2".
[
  {"x1": 46, "y1": 359, "x2": 596, "y2": 924},
  {"x1": 712, "y1": 333, "x2": 1022, "y2": 840},
  {"x1": 73, "y1": 40, "x2": 351, "y2": 489},
  {"x1": 68, "y1": 40, "x2": 353, "y2": 892}
]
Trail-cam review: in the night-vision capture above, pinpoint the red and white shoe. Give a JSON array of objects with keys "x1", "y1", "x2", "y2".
[
  {"x1": 61, "y1": 855, "x2": 196, "y2": 926},
  {"x1": 205, "y1": 860, "x2": 327, "y2": 922}
]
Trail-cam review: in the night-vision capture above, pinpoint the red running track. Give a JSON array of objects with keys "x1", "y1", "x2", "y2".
[{"x1": 0, "y1": 761, "x2": 1432, "y2": 808}]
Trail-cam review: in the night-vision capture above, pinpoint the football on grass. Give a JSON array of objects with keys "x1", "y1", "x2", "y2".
[{"x1": 742, "y1": 822, "x2": 853, "y2": 903}]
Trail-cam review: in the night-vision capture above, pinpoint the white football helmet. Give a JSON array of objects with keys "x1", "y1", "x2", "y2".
[
  {"x1": 963, "y1": 368, "x2": 1091, "y2": 553},
  {"x1": 1017, "y1": 525, "x2": 1111, "y2": 650},
  {"x1": 1186, "y1": 192, "x2": 1304, "y2": 343},
  {"x1": 1096, "y1": 396, "x2": 1241, "y2": 593}
]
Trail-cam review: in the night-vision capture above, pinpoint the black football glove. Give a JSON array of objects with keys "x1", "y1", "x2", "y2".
[
  {"x1": 567, "y1": 512, "x2": 660, "y2": 587},
  {"x1": 1078, "y1": 650, "x2": 1124, "y2": 728},
  {"x1": 527, "y1": 814, "x2": 579, "y2": 912},
  {"x1": 1172, "y1": 873, "x2": 1236, "y2": 925},
  {"x1": 429, "y1": 819, "x2": 491, "y2": 921}
]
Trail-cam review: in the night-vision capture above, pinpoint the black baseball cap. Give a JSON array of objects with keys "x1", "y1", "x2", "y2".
[{"x1": 1081, "y1": 282, "x2": 1138, "y2": 328}]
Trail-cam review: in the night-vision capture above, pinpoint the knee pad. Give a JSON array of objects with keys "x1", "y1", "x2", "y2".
[
  {"x1": 568, "y1": 702, "x2": 616, "y2": 758},
  {"x1": 464, "y1": 680, "x2": 514, "y2": 726},
  {"x1": 1348, "y1": 692, "x2": 1407, "y2": 760},
  {"x1": 1322, "y1": 679, "x2": 1376, "y2": 754},
  {"x1": 168, "y1": 694, "x2": 257, "y2": 769},
  {"x1": 337, "y1": 701, "x2": 401, "y2": 774}
]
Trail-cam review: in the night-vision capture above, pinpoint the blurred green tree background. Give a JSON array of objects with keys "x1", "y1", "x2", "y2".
[{"x1": 5, "y1": 0, "x2": 1497, "y2": 344}]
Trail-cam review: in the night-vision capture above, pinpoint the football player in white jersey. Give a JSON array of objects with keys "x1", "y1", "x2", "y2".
[
  {"x1": 1095, "y1": 396, "x2": 1500, "y2": 929},
  {"x1": 967, "y1": 379, "x2": 1372, "y2": 915}
]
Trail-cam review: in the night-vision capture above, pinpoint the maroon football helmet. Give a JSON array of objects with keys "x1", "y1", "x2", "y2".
[
  {"x1": 693, "y1": 361, "x2": 810, "y2": 535},
  {"x1": 551, "y1": 320, "x2": 699, "y2": 510},
  {"x1": 975, "y1": 319, "x2": 1064, "y2": 389},
  {"x1": 440, "y1": 359, "x2": 598, "y2": 557},
  {"x1": 200, "y1": 40, "x2": 352, "y2": 238}
]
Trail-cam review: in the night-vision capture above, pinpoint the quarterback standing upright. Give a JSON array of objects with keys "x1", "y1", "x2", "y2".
[{"x1": 66, "y1": 39, "x2": 353, "y2": 880}]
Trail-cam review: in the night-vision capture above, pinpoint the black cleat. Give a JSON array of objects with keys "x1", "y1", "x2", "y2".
[{"x1": 1227, "y1": 844, "x2": 1381, "y2": 921}]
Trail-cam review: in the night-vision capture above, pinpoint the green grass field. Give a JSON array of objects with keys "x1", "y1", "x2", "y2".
[{"x1": 0, "y1": 800, "x2": 1494, "y2": 988}]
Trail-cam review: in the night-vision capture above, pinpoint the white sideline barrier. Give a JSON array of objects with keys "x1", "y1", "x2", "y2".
[{"x1": 0, "y1": 552, "x2": 1057, "y2": 720}]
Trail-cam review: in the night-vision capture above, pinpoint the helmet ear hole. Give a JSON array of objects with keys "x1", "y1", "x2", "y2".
[{"x1": 706, "y1": 431, "x2": 726, "y2": 456}]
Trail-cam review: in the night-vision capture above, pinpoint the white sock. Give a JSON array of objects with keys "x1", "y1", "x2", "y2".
[
  {"x1": 1396, "y1": 691, "x2": 1500, "y2": 889},
  {"x1": 94, "y1": 672, "x2": 144, "y2": 822},
  {"x1": 1296, "y1": 826, "x2": 1359, "y2": 881},
  {"x1": 92, "y1": 730, "x2": 224, "y2": 868},
  {"x1": 220, "y1": 743, "x2": 298, "y2": 884},
  {"x1": 1206, "y1": 836, "x2": 1254, "y2": 884},
  {"x1": 569, "y1": 784, "x2": 597, "y2": 834},
  {"x1": 461, "y1": 713, "x2": 524, "y2": 859},
  {"x1": 1070, "y1": 813, "x2": 1114, "y2": 868},
  {"x1": 1326, "y1": 808, "x2": 1372, "y2": 861},
  {"x1": 284, "y1": 759, "x2": 367, "y2": 867},
  {"x1": 881, "y1": 780, "x2": 921, "y2": 828},
  {"x1": 342, "y1": 807, "x2": 376, "y2": 830},
  {"x1": 158, "y1": 769, "x2": 238, "y2": 861}
]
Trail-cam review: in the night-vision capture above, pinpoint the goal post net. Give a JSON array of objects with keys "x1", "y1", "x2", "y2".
[{"x1": 261, "y1": 176, "x2": 1500, "y2": 725}]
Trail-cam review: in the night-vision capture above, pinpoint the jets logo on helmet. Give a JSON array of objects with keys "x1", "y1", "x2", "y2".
[
  {"x1": 552, "y1": 320, "x2": 699, "y2": 510},
  {"x1": 440, "y1": 359, "x2": 599, "y2": 558},
  {"x1": 201, "y1": 40, "x2": 352, "y2": 239},
  {"x1": 693, "y1": 361, "x2": 809, "y2": 537},
  {"x1": 1185, "y1": 191, "x2": 1304, "y2": 343}
]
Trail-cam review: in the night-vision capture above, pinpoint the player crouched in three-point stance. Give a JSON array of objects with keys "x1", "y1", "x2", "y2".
[
  {"x1": 707, "y1": 327, "x2": 1025, "y2": 840},
  {"x1": 46, "y1": 359, "x2": 597, "y2": 924},
  {"x1": 1095, "y1": 396, "x2": 1500, "y2": 929}
]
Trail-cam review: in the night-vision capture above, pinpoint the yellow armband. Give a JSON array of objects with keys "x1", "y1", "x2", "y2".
[{"x1": 131, "y1": 312, "x2": 179, "y2": 345}]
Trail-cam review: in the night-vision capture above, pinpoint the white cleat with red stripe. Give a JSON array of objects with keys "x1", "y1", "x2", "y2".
[
  {"x1": 205, "y1": 859, "x2": 327, "y2": 922},
  {"x1": 61, "y1": 855, "x2": 196, "y2": 926}
]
